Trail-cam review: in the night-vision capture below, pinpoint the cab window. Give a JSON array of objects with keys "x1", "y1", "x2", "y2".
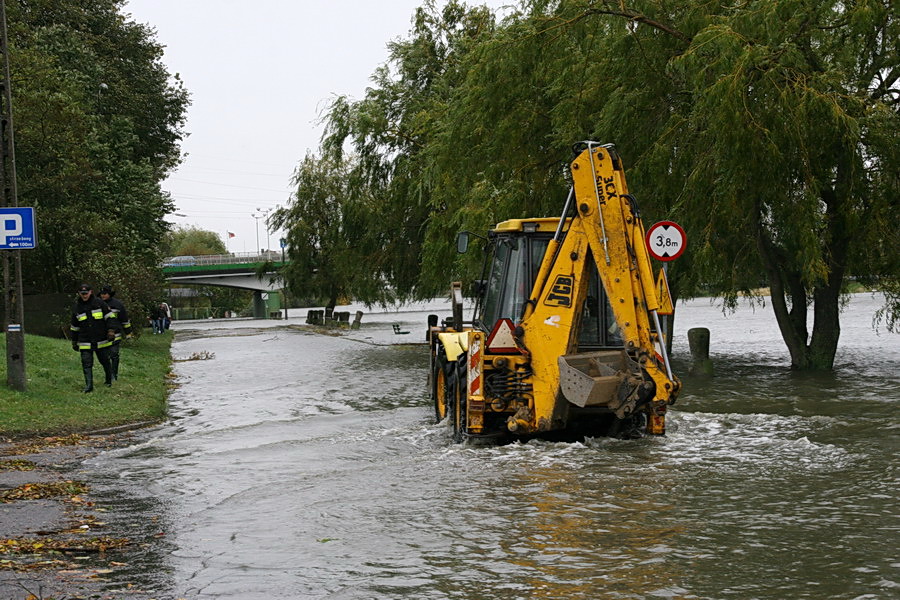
[
  {"x1": 577, "y1": 251, "x2": 624, "y2": 349},
  {"x1": 480, "y1": 235, "x2": 549, "y2": 328}
]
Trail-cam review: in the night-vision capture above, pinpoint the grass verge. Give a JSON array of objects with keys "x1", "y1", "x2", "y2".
[{"x1": 0, "y1": 333, "x2": 173, "y2": 437}]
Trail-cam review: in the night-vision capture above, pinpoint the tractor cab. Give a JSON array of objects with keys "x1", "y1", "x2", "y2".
[{"x1": 468, "y1": 218, "x2": 623, "y2": 351}]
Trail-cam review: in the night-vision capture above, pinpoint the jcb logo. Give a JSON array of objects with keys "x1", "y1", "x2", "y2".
[{"x1": 544, "y1": 275, "x2": 573, "y2": 307}]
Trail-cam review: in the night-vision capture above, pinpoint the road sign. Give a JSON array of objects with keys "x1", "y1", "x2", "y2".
[
  {"x1": 645, "y1": 221, "x2": 685, "y2": 261},
  {"x1": 486, "y1": 318, "x2": 520, "y2": 353},
  {"x1": 0, "y1": 207, "x2": 37, "y2": 249}
]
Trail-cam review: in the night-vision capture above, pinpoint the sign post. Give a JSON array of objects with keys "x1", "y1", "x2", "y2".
[
  {"x1": 0, "y1": 1, "x2": 29, "y2": 391},
  {"x1": 645, "y1": 221, "x2": 687, "y2": 365}
]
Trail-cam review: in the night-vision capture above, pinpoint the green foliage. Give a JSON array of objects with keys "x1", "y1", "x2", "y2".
[
  {"x1": 310, "y1": 0, "x2": 898, "y2": 369},
  {"x1": 164, "y1": 225, "x2": 227, "y2": 257},
  {"x1": 320, "y1": 0, "x2": 499, "y2": 299},
  {"x1": 273, "y1": 153, "x2": 395, "y2": 308},
  {"x1": 7, "y1": 0, "x2": 189, "y2": 299}
]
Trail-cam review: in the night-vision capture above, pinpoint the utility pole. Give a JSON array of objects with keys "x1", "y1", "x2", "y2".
[{"x1": 0, "y1": 0, "x2": 26, "y2": 391}]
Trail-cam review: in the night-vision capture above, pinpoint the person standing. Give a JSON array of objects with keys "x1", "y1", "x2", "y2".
[
  {"x1": 160, "y1": 301, "x2": 172, "y2": 330},
  {"x1": 149, "y1": 303, "x2": 162, "y2": 334},
  {"x1": 99, "y1": 285, "x2": 131, "y2": 381},
  {"x1": 70, "y1": 283, "x2": 119, "y2": 392}
]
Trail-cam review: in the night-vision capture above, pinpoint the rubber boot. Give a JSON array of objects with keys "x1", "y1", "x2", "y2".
[
  {"x1": 111, "y1": 354, "x2": 119, "y2": 381},
  {"x1": 82, "y1": 368, "x2": 94, "y2": 393},
  {"x1": 103, "y1": 366, "x2": 113, "y2": 387}
]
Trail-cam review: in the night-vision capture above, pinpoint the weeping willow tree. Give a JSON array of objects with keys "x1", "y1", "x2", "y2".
[
  {"x1": 287, "y1": 0, "x2": 898, "y2": 370},
  {"x1": 569, "y1": 0, "x2": 900, "y2": 370},
  {"x1": 272, "y1": 153, "x2": 401, "y2": 309},
  {"x1": 319, "y1": 0, "x2": 502, "y2": 300}
]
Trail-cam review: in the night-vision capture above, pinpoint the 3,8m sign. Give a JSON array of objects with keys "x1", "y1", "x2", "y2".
[{"x1": 645, "y1": 221, "x2": 686, "y2": 262}]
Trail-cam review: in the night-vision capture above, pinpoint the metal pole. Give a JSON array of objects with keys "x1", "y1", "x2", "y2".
[
  {"x1": 662, "y1": 262, "x2": 669, "y2": 350},
  {"x1": 281, "y1": 244, "x2": 287, "y2": 319},
  {"x1": 253, "y1": 212, "x2": 260, "y2": 254},
  {"x1": 651, "y1": 309, "x2": 674, "y2": 380},
  {"x1": 0, "y1": 0, "x2": 25, "y2": 390}
]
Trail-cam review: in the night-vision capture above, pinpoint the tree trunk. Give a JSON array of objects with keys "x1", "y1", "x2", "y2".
[
  {"x1": 809, "y1": 282, "x2": 841, "y2": 370},
  {"x1": 757, "y1": 228, "x2": 811, "y2": 369},
  {"x1": 807, "y1": 162, "x2": 852, "y2": 370},
  {"x1": 769, "y1": 270, "x2": 812, "y2": 370}
]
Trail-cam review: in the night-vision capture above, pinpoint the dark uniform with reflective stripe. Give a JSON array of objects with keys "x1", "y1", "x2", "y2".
[
  {"x1": 70, "y1": 285, "x2": 120, "y2": 392},
  {"x1": 99, "y1": 286, "x2": 131, "y2": 380}
]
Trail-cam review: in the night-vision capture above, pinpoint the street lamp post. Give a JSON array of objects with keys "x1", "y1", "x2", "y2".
[
  {"x1": 252, "y1": 208, "x2": 272, "y2": 254},
  {"x1": 252, "y1": 211, "x2": 262, "y2": 254}
]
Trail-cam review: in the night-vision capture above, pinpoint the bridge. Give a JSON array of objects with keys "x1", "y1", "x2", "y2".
[{"x1": 162, "y1": 252, "x2": 288, "y2": 318}]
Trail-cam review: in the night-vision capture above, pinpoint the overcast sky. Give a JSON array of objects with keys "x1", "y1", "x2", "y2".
[{"x1": 122, "y1": 0, "x2": 509, "y2": 254}]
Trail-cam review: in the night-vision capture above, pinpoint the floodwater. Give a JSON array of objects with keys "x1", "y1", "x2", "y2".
[{"x1": 86, "y1": 294, "x2": 899, "y2": 599}]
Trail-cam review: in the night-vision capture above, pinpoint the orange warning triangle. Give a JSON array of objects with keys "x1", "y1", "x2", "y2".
[{"x1": 656, "y1": 269, "x2": 674, "y2": 316}]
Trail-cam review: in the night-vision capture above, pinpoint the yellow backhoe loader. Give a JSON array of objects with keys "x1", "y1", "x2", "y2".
[{"x1": 429, "y1": 142, "x2": 680, "y2": 442}]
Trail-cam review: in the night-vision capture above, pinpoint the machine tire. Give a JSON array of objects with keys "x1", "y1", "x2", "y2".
[
  {"x1": 432, "y1": 355, "x2": 449, "y2": 424},
  {"x1": 609, "y1": 411, "x2": 647, "y2": 439},
  {"x1": 450, "y1": 358, "x2": 466, "y2": 443}
]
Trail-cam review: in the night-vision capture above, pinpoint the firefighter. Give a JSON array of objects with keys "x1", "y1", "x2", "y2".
[
  {"x1": 70, "y1": 283, "x2": 119, "y2": 392},
  {"x1": 99, "y1": 285, "x2": 131, "y2": 381}
]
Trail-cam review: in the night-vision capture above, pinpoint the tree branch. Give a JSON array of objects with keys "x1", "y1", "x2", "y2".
[{"x1": 577, "y1": 5, "x2": 691, "y2": 43}]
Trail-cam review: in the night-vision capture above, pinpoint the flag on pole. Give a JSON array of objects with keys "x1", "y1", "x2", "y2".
[{"x1": 227, "y1": 231, "x2": 236, "y2": 238}]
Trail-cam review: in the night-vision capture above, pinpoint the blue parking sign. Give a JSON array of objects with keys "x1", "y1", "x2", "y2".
[{"x1": 0, "y1": 207, "x2": 37, "y2": 249}]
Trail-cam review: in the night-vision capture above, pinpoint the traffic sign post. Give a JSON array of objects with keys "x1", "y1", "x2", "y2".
[
  {"x1": 0, "y1": 1, "x2": 28, "y2": 391},
  {"x1": 645, "y1": 221, "x2": 687, "y2": 370}
]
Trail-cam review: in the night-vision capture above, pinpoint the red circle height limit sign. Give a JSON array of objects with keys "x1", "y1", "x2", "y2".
[{"x1": 645, "y1": 221, "x2": 686, "y2": 261}]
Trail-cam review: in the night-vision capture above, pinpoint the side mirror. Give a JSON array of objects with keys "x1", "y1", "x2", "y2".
[{"x1": 456, "y1": 232, "x2": 469, "y2": 254}]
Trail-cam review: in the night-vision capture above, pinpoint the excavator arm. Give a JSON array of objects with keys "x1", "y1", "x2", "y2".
[{"x1": 516, "y1": 143, "x2": 679, "y2": 435}]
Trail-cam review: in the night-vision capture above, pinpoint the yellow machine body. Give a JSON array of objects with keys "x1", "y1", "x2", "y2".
[{"x1": 429, "y1": 143, "x2": 680, "y2": 441}]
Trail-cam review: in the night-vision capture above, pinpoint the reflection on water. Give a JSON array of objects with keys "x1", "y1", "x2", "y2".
[{"x1": 82, "y1": 294, "x2": 898, "y2": 599}]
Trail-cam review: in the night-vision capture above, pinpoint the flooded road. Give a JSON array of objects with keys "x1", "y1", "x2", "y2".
[{"x1": 87, "y1": 294, "x2": 899, "y2": 599}]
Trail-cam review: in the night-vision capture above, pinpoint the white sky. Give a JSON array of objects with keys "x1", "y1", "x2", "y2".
[{"x1": 122, "y1": 0, "x2": 511, "y2": 255}]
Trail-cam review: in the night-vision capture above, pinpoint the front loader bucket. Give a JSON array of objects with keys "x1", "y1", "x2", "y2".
[{"x1": 558, "y1": 351, "x2": 629, "y2": 408}]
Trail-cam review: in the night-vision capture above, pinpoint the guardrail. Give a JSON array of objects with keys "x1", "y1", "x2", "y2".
[{"x1": 162, "y1": 252, "x2": 285, "y2": 268}]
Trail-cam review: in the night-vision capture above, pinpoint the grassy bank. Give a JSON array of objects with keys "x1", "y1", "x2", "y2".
[{"x1": 0, "y1": 332, "x2": 173, "y2": 437}]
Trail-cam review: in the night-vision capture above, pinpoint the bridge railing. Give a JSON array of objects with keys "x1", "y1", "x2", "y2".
[
  {"x1": 172, "y1": 306, "x2": 245, "y2": 320},
  {"x1": 162, "y1": 251, "x2": 284, "y2": 268}
]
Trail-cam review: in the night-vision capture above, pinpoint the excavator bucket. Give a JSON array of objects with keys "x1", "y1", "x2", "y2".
[{"x1": 557, "y1": 351, "x2": 630, "y2": 408}]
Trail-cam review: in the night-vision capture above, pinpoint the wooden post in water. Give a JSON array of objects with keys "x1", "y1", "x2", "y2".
[{"x1": 688, "y1": 327, "x2": 713, "y2": 376}]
